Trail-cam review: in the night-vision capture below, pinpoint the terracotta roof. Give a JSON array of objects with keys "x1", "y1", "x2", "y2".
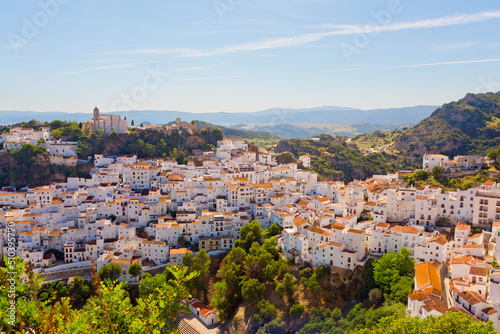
[
  {"x1": 459, "y1": 291, "x2": 486, "y2": 305},
  {"x1": 415, "y1": 261, "x2": 442, "y2": 296},
  {"x1": 391, "y1": 225, "x2": 419, "y2": 234},
  {"x1": 455, "y1": 223, "x2": 471, "y2": 231},
  {"x1": 189, "y1": 298, "x2": 215, "y2": 318},
  {"x1": 429, "y1": 236, "x2": 448, "y2": 246},
  {"x1": 170, "y1": 248, "x2": 191, "y2": 255},
  {"x1": 408, "y1": 292, "x2": 431, "y2": 301},
  {"x1": 422, "y1": 295, "x2": 447, "y2": 314},
  {"x1": 481, "y1": 307, "x2": 498, "y2": 316},
  {"x1": 328, "y1": 241, "x2": 343, "y2": 248},
  {"x1": 469, "y1": 266, "x2": 487, "y2": 277},
  {"x1": 348, "y1": 228, "x2": 363, "y2": 234}
]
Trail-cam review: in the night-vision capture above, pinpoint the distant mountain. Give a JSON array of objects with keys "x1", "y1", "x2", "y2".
[
  {"x1": 0, "y1": 105, "x2": 438, "y2": 126},
  {"x1": 393, "y1": 91, "x2": 500, "y2": 156},
  {"x1": 230, "y1": 122, "x2": 414, "y2": 139},
  {"x1": 191, "y1": 120, "x2": 281, "y2": 142}
]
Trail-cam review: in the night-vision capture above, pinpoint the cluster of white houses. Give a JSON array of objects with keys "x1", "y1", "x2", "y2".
[
  {"x1": 406, "y1": 221, "x2": 500, "y2": 331},
  {"x1": 423, "y1": 153, "x2": 484, "y2": 173},
  {"x1": 0, "y1": 127, "x2": 50, "y2": 151},
  {"x1": 1, "y1": 136, "x2": 499, "y2": 326},
  {"x1": 0, "y1": 126, "x2": 80, "y2": 166}
]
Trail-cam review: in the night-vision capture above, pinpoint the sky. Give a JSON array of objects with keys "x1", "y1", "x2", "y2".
[{"x1": 1, "y1": 0, "x2": 500, "y2": 114}]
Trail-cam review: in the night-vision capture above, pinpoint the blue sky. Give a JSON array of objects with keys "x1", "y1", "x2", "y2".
[{"x1": 1, "y1": 0, "x2": 500, "y2": 114}]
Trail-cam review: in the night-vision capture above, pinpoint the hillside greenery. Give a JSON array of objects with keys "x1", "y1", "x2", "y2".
[
  {"x1": 1, "y1": 233, "x2": 495, "y2": 333},
  {"x1": 193, "y1": 120, "x2": 281, "y2": 149},
  {"x1": 403, "y1": 168, "x2": 498, "y2": 191},
  {"x1": 0, "y1": 120, "x2": 226, "y2": 188},
  {"x1": 276, "y1": 134, "x2": 418, "y2": 181},
  {"x1": 350, "y1": 128, "x2": 404, "y2": 150},
  {"x1": 393, "y1": 91, "x2": 500, "y2": 157},
  {"x1": 0, "y1": 258, "x2": 199, "y2": 333}
]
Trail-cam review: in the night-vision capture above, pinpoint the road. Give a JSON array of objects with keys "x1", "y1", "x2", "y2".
[{"x1": 440, "y1": 259, "x2": 453, "y2": 308}]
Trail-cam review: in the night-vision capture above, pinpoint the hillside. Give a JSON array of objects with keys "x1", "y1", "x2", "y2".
[
  {"x1": 277, "y1": 135, "x2": 418, "y2": 182},
  {"x1": 191, "y1": 120, "x2": 281, "y2": 146},
  {"x1": 0, "y1": 121, "x2": 224, "y2": 187},
  {"x1": 229, "y1": 122, "x2": 413, "y2": 139},
  {"x1": 393, "y1": 91, "x2": 500, "y2": 157}
]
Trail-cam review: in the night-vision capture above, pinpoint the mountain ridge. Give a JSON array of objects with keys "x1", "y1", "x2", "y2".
[
  {"x1": 0, "y1": 105, "x2": 438, "y2": 126},
  {"x1": 393, "y1": 91, "x2": 500, "y2": 156}
]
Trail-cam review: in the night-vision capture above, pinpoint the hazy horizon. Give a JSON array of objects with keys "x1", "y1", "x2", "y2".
[{"x1": 2, "y1": 1, "x2": 500, "y2": 113}]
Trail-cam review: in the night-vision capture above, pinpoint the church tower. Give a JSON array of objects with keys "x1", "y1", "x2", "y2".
[{"x1": 93, "y1": 107, "x2": 100, "y2": 131}]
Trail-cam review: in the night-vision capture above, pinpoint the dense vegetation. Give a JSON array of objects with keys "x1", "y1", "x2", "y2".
[
  {"x1": 403, "y1": 168, "x2": 498, "y2": 191},
  {"x1": 193, "y1": 120, "x2": 281, "y2": 150},
  {"x1": 394, "y1": 91, "x2": 500, "y2": 157},
  {"x1": 295, "y1": 302, "x2": 496, "y2": 334},
  {"x1": 0, "y1": 259, "x2": 199, "y2": 333},
  {"x1": 350, "y1": 128, "x2": 403, "y2": 149},
  {"x1": 1, "y1": 233, "x2": 495, "y2": 333},
  {"x1": 0, "y1": 143, "x2": 91, "y2": 188},
  {"x1": 276, "y1": 134, "x2": 417, "y2": 181},
  {"x1": 0, "y1": 120, "x2": 225, "y2": 188},
  {"x1": 208, "y1": 225, "x2": 494, "y2": 334}
]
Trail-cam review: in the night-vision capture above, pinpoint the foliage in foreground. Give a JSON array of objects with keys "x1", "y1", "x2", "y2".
[
  {"x1": 295, "y1": 302, "x2": 496, "y2": 334},
  {"x1": 0, "y1": 257, "x2": 198, "y2": 333}
]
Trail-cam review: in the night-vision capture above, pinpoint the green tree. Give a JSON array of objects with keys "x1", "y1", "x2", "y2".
[
  {"x1": 178, "y1": 235, "x2": 189, "y2": 247},
  {"x1": 276, "y1": 152, "x2": 296, "y2": 165},
  {"x1": 128, "y1": 263, "x2": 142, "y2": 283},
  {"x1": 98, "y1": 263, "x2": 123, "y2": 282},
  {"x1": 131, "y1": 119, "x2": 135, "y2": 126},
  {"x1": 413, "y1": 169, "x2": 431, "y2": 181},
  {"x1": 369, "y1": 288, "x2": 383, "y2": 305},
  {"x1": 256, "y1": 318, "x2": 286, "y2": 334},
  {"x1": 108, "y1": 129, "x2": 119, "y2": 140},
  {"x1": 51, "y1": 128, "x2": 63, "y2": 139},
  {"x1": 373, "y1": 248, "x2": 415, "y2": 300},
  {"x1": 237, "y1": 220, "x2": 264, "y2": 251},
  {"x1": 362, "y1": 310, "x2": 496, "y2": 334},
  {"x1": 289, "y1": 304, "x2": 305, "y2": 320},
  {"x1": 183, "y1": 249, "x2": 211, "y2": 296},
  {"x1": 432, "y1": 165, "x2": 444, "y2": 175},
  {"x1": 276, "y1": 273, "x2": 297, "y2": 297},
  {"x1": 241, "y1": 278, "x2": 265, "y2": 304},
  {"x1": 211, "y1": 281, "x2": 232, "y2": 321},
  {"x1": 50, "y1": 120, "x2": 64, "y2": 130},
  {"x1": 252, "y1": 300, "x2": 279, "y2": 328},
  {"x1": 388, "y1": 276, "x2": 413, "y2": 303},
  {"x1": 265, "y1": 223, "x2": 282, "y2": 238}
]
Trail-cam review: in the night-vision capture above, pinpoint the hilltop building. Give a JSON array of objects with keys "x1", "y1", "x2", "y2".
[{"x1": 87, "y1": 107, "x2": 128, "y2": 134}]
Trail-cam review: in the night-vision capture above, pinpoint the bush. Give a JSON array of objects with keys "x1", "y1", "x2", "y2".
[
  {"x1": 369, "y1": 288, "x2": 383, "y2": 305},
  {"x1": 289, "y1": 304, "x2": 305, "y2": 320}
]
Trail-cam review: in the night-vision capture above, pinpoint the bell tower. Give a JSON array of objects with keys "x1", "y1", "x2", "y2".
[{"x1": 93, "y1": 106, "x2": 100, "y2": 131}]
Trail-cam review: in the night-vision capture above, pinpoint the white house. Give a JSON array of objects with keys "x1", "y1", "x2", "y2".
[
  {"x1": 189, "y1": 298, "x2": 218, "y2": 326},
  {"x1": 423, "y1": 154, "x2": 449, "y2": 170}
]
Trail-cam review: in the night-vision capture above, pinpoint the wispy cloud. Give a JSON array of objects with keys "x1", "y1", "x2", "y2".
[
  {"x1": 0, "y1": 43, "x2": 26, "y2": 49},
  {"x1": 326, "y1": 58, "x2": 500, "y2": 72},
  {"x1": 62, "y1": 61, "x2": 156, "y2": 75},
  {"x1": 95, "y1": 10, "x2": 500, "y2": 58},
  {"x1": 181, "y1": 75, "x2": 250, "y2": 82},
  {"x1": 176, "y1": 66, "x2": 209, "y2": 71},
  {"x1": 432, "y1": 41, "x2": 477, "y2": 52},
  {"x1": 79, "y1": 58, "x2": 135, "y2": 63},
  {"x1": 95, "y1": 48, "x2": 196, "y2": 56},
  {"x1": 62, "y1": 64, "x2": 135, "y2": 75}
]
